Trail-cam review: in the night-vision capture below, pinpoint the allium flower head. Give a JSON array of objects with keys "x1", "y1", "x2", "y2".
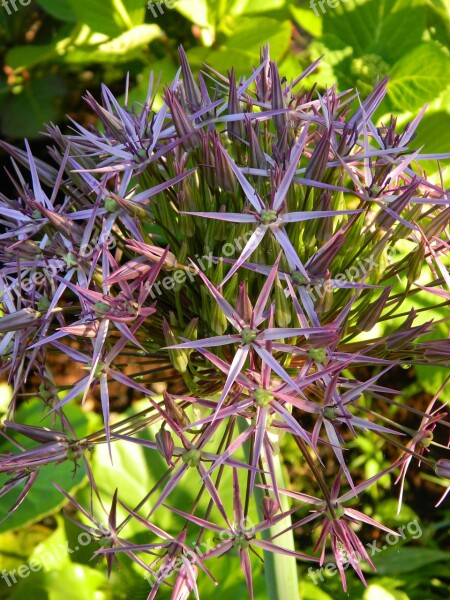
[{"x1": 0, "y1": 44, "x2": 449, "y2": 598}]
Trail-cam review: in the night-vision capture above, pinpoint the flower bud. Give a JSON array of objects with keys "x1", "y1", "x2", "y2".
[
  {"x1": 213, "y1": 135, "x2": 238, "y2": 194},
  {"x1": 356, "y1": 286, "x2": 391, "y2": 332},
  {"x1": 270, "y1": 61, "x2": 287, "y2": 137},
  {"x1": 435, "y1": 459, "x2": 450, "y2": 479},
  {"x1": 274, "y1": 274, "x2": 292, "y2": 327},
  {"x1": 246, "y1": 117, "x2": 267, "y2": 169},
  {"x1": 424, "y1": 206, "x2": 450, "y2": 239},
  {"x1": 227, "y1": 68, "x2": 244, "y2": 141},
  {"x1": 156, "y1": 426, "x2": 175, "y2": 466},
  {"x1": 0, "y1": 308, "x2": 41, "y2": 333},
  {"x1": 261, "y1": 496, "x2": 279, "y2": 522},
  {"x1": 407, "y1": 241, "x2": 425, "y2": 286},
  {"x1": 162, "y1": 318, "x2": 188, "y2": 373},
  {"x1": 163, "y1": 391, "x2": 190, "y2": 429},
  {"x1": 164, "y1": 88, "x2": 200, "y2": 151},
  {"x1": 178, "y1": 46, "x2": 202, "y2": 112}
]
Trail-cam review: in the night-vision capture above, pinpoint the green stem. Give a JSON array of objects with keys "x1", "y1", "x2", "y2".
[{"x1": 254, "y1": 453, "x2": 300, "y2": 600}]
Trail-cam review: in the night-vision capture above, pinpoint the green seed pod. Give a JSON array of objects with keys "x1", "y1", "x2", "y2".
[
  {"x1": 210, "y1": 298, "x2": 228, "y2": 335},
  {"x1": 162, "y1": 318, "x2": 188, "y2": 373},
  {"x1": 407, "y1": 242, "x2": 426, "y2": 286},
  {"x1": 182, "y1": 318, "x2": 198, "y2": 358}
]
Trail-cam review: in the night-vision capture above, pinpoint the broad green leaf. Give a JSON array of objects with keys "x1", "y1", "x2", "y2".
[
  {"x1": 121, "y1": 0, "x2": 148, "y2": 26},
  {"x1": 374, "y1": 499, "x2": 419, "y2": 526},
  {"x1": 371, "y1": 547, "x2": 450, "y2": 575},
  {"x1": 426, "y1": 0, "x2": 450, "y2": 45},
  {"x1": 8, "y1": 523, "x2": 107, "y2": 600},
  {"x1": 68, "y1": 0, "x2": 146, "y2": 37},
  {"x1": 0, "y1": 73, "x2": 66, "y2": 139},
  {"x1": 300, "y1": 580, "x2": 334, "y2": 600},
  {"x1": 230, "y1": 0, "x2": 286, "y2": 15},
  {"x1": 6, "y1": 43, "x2": 61, "y2": 71},
  {"x1": 0, "y1": 449, "x2": 87, "y2": 534},
  {"x1": 0, "y1": 382, "x2": 11, "y2": 414},
  {"x1": 35, "y1": 0, "x2": 77, "y2": 21},
  {"x1": 119, "y1": 56, "x2": 180, "y2": 110},
  {"x1": 290, "y1": 5, "x2": 322, "y2": 37},
  {"x1": 388, "y1": 43, "x2": 450, "y2": 111},
  {"x1": 320, "y1": 0, "x2": 425, "y2": 62},
  {"x1": 364, "y1": 583, "x2": 410, "y2": 600},
  {"x1": 62, "y1": 24, "x2": 162, "y2": 63},
  {"x1": 225, "y1": 16, "x2": 291, "y2": 57},
  {"x1": 187, "y1": 17, "x2": 291, "y2": 77},
  {"x1": 409, "y1": 109, "x2": 450, "y2": 185},
  {"x1": 175, "y1": 0, "x2": 211, "y2": 28}
]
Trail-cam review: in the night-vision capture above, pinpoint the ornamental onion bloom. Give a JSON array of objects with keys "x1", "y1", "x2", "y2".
[{"x1": 0, "y1": 45, "x2": 449, "y2": 598}]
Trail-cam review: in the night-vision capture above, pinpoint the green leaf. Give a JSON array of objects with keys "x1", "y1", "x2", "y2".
[
  {"x1": 6, "y1": 43, "x2": 61, "y2": 71},
  {"x1": 230, "y1": 0, "x2": 287, "y2": 15},
  {"x1": 387, "y1": 43, "x2": 450, "y2": 111},
  {"x1": 426, "y1": 0, "x2": 450, "y2": 46},
  {"x1": 119, "y1": 56, "x2": 179, "y2": 110},
  {"x1": 320, "y1": 0, "x2": 425, "y2": 62},
  {"x1": 8, "y1": 523, "x2": 107, "y2": 600},
  {"x1": 68, "y1": 0, "x2": 146, "y2": 37},
  {"x1": 0, "y1": 73, "x2": 66, "y2": 139},
  {"x1": 300, "y1": 579, "x2": 334, "y2": 600},
  {"x1": 364, "y1": 583, "x2": 410, "y2": 600},
  {"x1": 175, "y1": 0, "x2": 211, "y2": 28},
  {"x1": 62, "y1": 24, "x2": 162, "y2": 63},
  {"x1": 408, "y1": 109, "x2": 450, "y2": 184},
  {"x1": 187, "y1": 17, "x2": 291, "y2": 77},
  {"x1": 77, "y1": 431, "x2": 171, "y2": 536},
  {"x1": 35, "y1": 0, "x2": 77, "y2": 21},
  {"x1": 290, "y1": 5, "x2": 322, "y2": 37},
  {"x1": 372, "y1": 547, "x2": 450, "y2": 575}
]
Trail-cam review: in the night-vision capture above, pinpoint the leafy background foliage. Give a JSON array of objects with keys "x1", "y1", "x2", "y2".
[{"x1": 0, "y1": 1, "x2": 449, "y2": 599}]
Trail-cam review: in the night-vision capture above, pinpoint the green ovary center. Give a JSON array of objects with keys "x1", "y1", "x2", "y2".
[
  {"x1": 326, "y1": 502, "x2": 345, "y2": 520},
  {"x1": 182, "y1": 448, "x2": 201, "y2": 467},
  {"x1": 291, "y1": 271, "x2": 308, "y2": 285},
  {"x1": 254, "y1": 388, "x2": 273, "y2": 407},
  {"x1": 420, "y1": 432, "x2": 433, "y2": 448},
  {"x1": 323, "y1": 406, "x2": 339, "y2": 420},
  {"x1": 232, "y1": 533, "x2": 251, "y2": 549},
  {"x1": 260, "y1": 209, "x2": 277, "y2": 225},
  {"x1": 308, "y1": 348, "x2": 327, "y2": 364},
  {"x1": 241, "y1": 327, "x2": 257, "y2": 344}
]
